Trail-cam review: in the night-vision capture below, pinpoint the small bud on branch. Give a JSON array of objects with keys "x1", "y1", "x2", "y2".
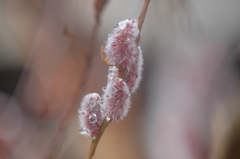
[
  {"x1": 80, "y1": 1, "x2": 151, "y2": 159},
  {"x1": 102, "y1": 77, "x2": 131, "y2": 121},
  {"x1": 79, "y1": 93, "x2": 103, "y2": 138}
]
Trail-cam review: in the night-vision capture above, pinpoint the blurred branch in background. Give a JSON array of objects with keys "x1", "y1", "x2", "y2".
[
  {"x1": 45, "y1": 0, "x2": 109, "y2": 158},
  {"x1": 1, "y1": 0, "x2": 240, "y2": 159}
]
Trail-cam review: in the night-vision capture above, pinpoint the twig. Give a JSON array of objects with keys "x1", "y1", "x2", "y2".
[
  {"x1": 44, "y1": 1, "x2": 109, "y2": 158},
  {"x1": 44, "y1": 28, "x2": 88, "y2": 159},
  {"x1": 64, "y1": 28, "x2": 87, "y2": 59},
  {"x1": 94, "y1": 0, "x2": 109, "y2": 23},
  {"x1": 138, "y1": 0, "x2": 150, "y2": 31},
  {"x1": 78, "y1": 0, "x2": 110, "y2": 96},
  {"x1": 85, "y1": 1, "x2": 151, "y2": 159},
  {"x1": 89, "y1": 0, "x2": 109, "y2": 58},
  {"x1": 85, "y1": 120, "x2": 111, "y2": 159}
]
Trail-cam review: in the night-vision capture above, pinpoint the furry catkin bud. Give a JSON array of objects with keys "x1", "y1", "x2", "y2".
[
  {"x1": 102, "y1": 77, "x2": 130, "y2": 121},
  {"x1": 104, "y1": 19, "x2": 140, "y2": 70},
  {"x1": 78, "y1": 93, "x2": 103, "y2": 138},
  {"x1": 125, "y1": 46, "x2": 143, "y2": 92}
]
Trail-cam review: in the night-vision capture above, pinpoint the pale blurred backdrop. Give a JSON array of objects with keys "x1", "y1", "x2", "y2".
[{"x1": 1, "y1": 0, "x2": 240, "y2": 159}]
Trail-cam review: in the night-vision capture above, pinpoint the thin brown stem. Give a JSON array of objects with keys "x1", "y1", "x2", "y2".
[
  {"x1": 138, "y1": 0, "x2": 150, "y2": 31},
  {"x1": 64, "y1": 28, "x2": 87, "y2": 59},
  {"x1": 85, "y1": 1, "x2": 151, "y2": 159},
  {"x1": 86, "y1": 120, "x2": 111, "y2": 159},
  {"x1": 88, "y1": 22, "x2": 100, "y2": 59},
  {"x1": 44, "y1": 1, "x2": 110, "y2": 158},
  {"x1": 94, "y1": 0, "x2": 109, "y2": 23},
  {"x1": 44, "y1": 22, "x2": 99, "y2": 159}
]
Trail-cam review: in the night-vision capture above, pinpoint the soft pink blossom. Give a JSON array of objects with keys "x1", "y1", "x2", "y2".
[
  {"x1": 125, "y1": 46, "x2": 143, "y2": 92},
  {"x1": 78, "y1": 93, "x2": 103, "y2": 138},
  {"x1": 102, "y1": 77, "x2": 131, "y2": 121},
  {"x1": 104, "y1": 19, "x2": 140, "y2": 70}
]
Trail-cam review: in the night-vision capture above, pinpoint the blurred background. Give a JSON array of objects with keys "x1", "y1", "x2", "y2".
[{"x1": 1, "y1": 0, "x2": 240, "y2": 159}]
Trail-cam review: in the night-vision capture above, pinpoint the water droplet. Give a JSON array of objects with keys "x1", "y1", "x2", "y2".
[
  {"x1": 109, "y1": 69, "x2": 113, "y2": 74},
  {"x1": 114, "y1": 23, "x2": 118, "y2": 28},
  {"x1": 99, "y1": 101, "x2": 103, "y2": 106},
  {"x1": 111, "y1": 66, "x2": 118, "y2": 71},
  {"x1": 79, "y1": 127, "x2": 88, "y2": 135},
  {"x1": 108, "y1": 73, "x2": 113, "y2": 80},
  {"x1": 92, "y1": 136, "x2": 96, "y2": 140},
  {"x1": 128, "y1": 94, "x2": 131, "y2": 97},
  {"x1": 106, "y1": 117, "x2": 111, "y2": 122},
  {"x1": 109, "y1": 67, "x2": 117, "y2": 74},
  {"x1": 102, "y1": 87, "x2": 107, "y2": 91},
  {"x1": 119, "y1": 21, "x2": 126, "y2": 29},
  {"x1": 132, "y1": 21, "x2": 137, "y2": 28},
  {"x1": 90, "y1": 102, "x2": 96, "y2": 107},
  {"x1": 78, "y1": 110, "x2": 87, "y2": 115},
  {"x1": 89, "y1": 114, "x2": 97, "y2": 123},
  {"x1": 95, "y1": 96, "x2": 100, "y2": 101}
]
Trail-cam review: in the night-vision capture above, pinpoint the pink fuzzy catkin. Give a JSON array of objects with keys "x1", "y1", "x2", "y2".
[
  {"x1": 78, "y1": 19, "x2": 144, "y2": 136},
  {"x1": 78, "y1": 93, "x2": 103, "y2": 138},
  {"x1": 104, "y1": 19, "x2": 143, "y2": 92},
  {"x1": 104, "y1": 19, "x2": 140, "y2": 70},
  {"x1": 125, "y1": 46, "x2": 143, "y2": 93},
  {"x1": 100, "y1": 19, "x2": 143, "y2": 121},
  {"x1": 102, "y1": 77, "x2": 130, "y2": 121}
]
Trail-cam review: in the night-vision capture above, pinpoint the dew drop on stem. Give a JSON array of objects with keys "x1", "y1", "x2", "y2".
[{"x1": 106, "y1": 117, "x2": 111, "y2": 122}]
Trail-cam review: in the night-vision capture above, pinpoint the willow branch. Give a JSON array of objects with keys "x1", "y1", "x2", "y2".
[
  {"x1": 45, "y1": 1, "x2": 110, "y2": 158},
  {"x1": 86, "y1": 120, "x2": 111, "y2": 159},
  {"x1": 138, "y1": 0, "x2": 150, "y2": 31},
  {"x1": 64, "y1": 28, "x2": 87, "y2": 59},
  {"x1": 94, "y1": 0, "x2": 109, "y2": 23},
  {"x1": 84, "y1": 1, "x2": 151, "y2": 159}
]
